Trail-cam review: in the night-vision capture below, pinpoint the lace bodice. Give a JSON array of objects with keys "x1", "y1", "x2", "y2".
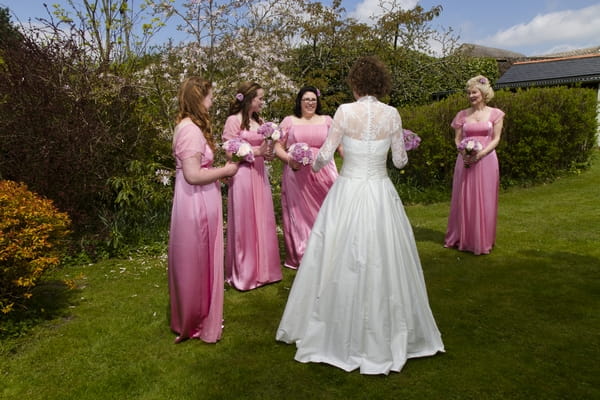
[{"x1": 313, "y1": 96, "x2": 407, "y2": 174}]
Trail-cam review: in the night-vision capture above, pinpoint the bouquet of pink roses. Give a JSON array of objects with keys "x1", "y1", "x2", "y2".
[
  {"x1": 222, "y1": 137, "x2": 255, "y2": 163},
  {"x1": 457, "y1": 137, "x2": 483, "y2": 168},
  {"x1": 403, "y1": 129, "x2": 421, "y2": 151},
  {"x1": 257, "y1": 122, "x2": 281, "y2": 141},
  {"x1": 287, "y1": 142, "x2": 314, "y2": 166}
]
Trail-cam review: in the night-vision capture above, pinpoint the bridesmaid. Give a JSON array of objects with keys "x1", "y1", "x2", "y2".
[
  {"x1": 274, "y1": 86, "x2": 341, "y2": 269},
  {"x1": 444, "y1": 75, "x2": 505, "y2": 255},
  {"x1": 222, "y1": 82, "x2": 282, "y2": 290},
  {"x1": 168, "y1": 76, "x2": 239, "y2": 343}
]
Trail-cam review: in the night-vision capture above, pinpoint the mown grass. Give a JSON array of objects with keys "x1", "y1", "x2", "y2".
[{"x1": 1, "y1": 156, "x2": 599, "y2": 400}]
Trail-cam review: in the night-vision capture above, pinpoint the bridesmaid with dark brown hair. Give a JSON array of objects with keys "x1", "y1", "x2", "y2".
[{"x1": 222, "y1": 82, "x2": 282, "y2": 291}]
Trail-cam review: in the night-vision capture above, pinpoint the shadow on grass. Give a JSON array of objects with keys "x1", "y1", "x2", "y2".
[
  {"x1": 0, "y1": 280, "x2": 80, "y2": 340},
  {"x1": 412, "y1": 225, "x2": 445, "y2": 244},
  {"x1": 517, "y1": 249, "x2": 600, "y2": 267}
]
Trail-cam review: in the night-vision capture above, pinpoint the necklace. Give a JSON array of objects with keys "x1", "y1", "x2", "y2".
[{"x1": 470, "y1": 107, "x2": 487, "y2": 122}]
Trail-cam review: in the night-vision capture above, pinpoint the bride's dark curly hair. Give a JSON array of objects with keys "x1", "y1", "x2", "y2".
[{"x1": 346, "y1": 56, "x2": 391, "y2": 99}]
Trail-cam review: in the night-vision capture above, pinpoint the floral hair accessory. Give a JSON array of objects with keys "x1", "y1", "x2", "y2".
[
  {"x1": 478, "y1": 77, "x2": 488, "y2": 84},
  {"x1": 316, "y1": 89, "x2": 321, "y2": 97},
  {"x1": 235, "y1": 93, "x2": 244, "y2": 102}
]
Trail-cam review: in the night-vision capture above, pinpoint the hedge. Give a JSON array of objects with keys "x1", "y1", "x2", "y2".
[{"x1": 394, "y1": 86, "x2": 598, "y2": 198}]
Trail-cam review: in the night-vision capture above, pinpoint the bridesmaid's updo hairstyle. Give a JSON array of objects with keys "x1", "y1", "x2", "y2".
[
  {"x1": 177, "y1": 76, "x2": 215, "y2": 151},
  {"x1": 347, "y1": 56, "x2": 391, "y2": 99},
  {"x1": 229, "y1": 81, "x2": 263, "y2": 131},
  {"x1": 294, "y1": 86, "x2": 322, "y2": 118},
  {"x1": 466, "y1": 75, "x2": 495, "y2": 103}
]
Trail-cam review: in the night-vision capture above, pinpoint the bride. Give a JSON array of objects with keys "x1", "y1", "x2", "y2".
[{"x1": 275, "y1": 56, "x2": 444, "y2": 375}]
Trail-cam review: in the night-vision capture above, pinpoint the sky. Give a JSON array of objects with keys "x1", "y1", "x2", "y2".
[{"x1": 3, "y1": 0, "x2": 600, "y2": 57}]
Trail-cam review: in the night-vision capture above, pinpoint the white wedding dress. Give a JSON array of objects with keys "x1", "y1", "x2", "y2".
[{"x1": 276, "y1": 96, "x2": 444, "y2": 375}]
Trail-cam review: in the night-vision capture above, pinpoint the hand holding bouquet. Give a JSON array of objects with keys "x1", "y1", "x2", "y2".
[
  {"x1": 457, "y1": 137, "x2": 483, "y2": 168},
  {"x1": 287, "y1": 142, "x2": 314, "y2": 168},
  {"x1": 403, "y1": 129, "x2": 421, "y2": 151},
  {"x1": 223, "y1": 137, "x2": 255, "y2": 163}
]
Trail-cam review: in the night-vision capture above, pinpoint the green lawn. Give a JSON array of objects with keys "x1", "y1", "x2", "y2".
[{"x1": 1, "y1": 157, "x2": 599, "y2": 400}]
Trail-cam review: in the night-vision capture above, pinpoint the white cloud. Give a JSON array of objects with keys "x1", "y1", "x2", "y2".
[
  {"x1": 350, "y1": 0, "x2": 419, "y2": 24},
  {"x1": 483, "y1": 4, "x2": 600, "y2": 48}
]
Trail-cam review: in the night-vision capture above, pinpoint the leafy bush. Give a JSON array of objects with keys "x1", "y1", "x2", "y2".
[
  {"x1": 395, "y1": 86, "x2": 598, "y2": 203},
  {"x1": 495, "y1": 87, "x2": 597, "y2": 184},
  {"x1": 0, "y1": 180, "x2": 71, "y2": 315},
  {"x1": 104, "y1": 160, "x2": 174, "y2": 255},
  {"x1": 0, "y1": 19, "x2": 169, "y2": 256}
]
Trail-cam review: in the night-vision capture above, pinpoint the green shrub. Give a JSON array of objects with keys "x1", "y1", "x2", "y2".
[
  {"x1": 0, "y1": 180, "x2": 71, "y2": 315},
  {"x1": 396, "y1": 86, "x2": 598, "y2": 202},
  {"x1": 104, "y1": 160, "x2": 174, "y2": 255},
  {"x1": 0, "y1": 23, "x2": 172, "y2": 256},
  {"x1": 495, "y1": 87, "x2": 597, "y2": 183}
]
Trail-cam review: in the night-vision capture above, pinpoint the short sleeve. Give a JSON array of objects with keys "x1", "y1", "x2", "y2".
[
  {"x1": 279, "y1": 116, "x2": 293, "y2": 143},
  {"x1": 174, "y1": 122, "x2": 205, "y2": 160},
  {"x1": 222, "y1": 115, "x2": 242, "y2": 141},
  {"x1": 451, "y1": 110, "x2": 466, "y2": 130},
  {"x1": 490, "y1": 107, "x2": 505, "y2": 125}
]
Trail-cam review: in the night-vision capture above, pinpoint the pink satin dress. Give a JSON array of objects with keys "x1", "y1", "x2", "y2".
[
  {"x1": 279, "y1": 115, "x2": 338, "y2": 269},
  {"x1": 444, "y1": 107, "x2": 505, "y2": 255},
  {"x1": 222, "y1": 115, "x2": 282, "y2": 290},
  {"x1": 168, "y1": 120, "x2": 224, "y2": 343}
]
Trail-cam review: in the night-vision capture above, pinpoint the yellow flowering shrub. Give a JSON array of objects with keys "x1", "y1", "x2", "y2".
[{"x1": 0, "y1": 180, "x2": 71, "y2": 315}]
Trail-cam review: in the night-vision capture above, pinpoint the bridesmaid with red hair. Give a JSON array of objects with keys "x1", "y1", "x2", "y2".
[{"x1": 168, "y1": 76, "x2": 239, "y2": 343}]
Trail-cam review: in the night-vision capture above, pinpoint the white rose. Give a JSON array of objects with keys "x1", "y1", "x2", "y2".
[
  {"x1": 271, "y1": 130, "x2": 281, "y2": 141},
  {"x1": 237, "y1": 142, "x2": 252, "y2": 156}
]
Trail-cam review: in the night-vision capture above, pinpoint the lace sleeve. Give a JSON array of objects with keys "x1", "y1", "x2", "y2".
[
  {"x1": 312, "y1": 106, "x2": 345, "y2": 172},
  {"x1": 390, "y1": 109, "x2": 407, "y2": 169}
]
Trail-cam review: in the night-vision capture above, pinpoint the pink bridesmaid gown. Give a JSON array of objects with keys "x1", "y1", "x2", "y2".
[
  {"x1": 222, "y1": 115, "x2": 282, "y2": 290},
  {"x1": 168, "y1": 121, "x2": 224, "y2": 343},
  {"x1": 444, "y1": 107, "x2": 505, "y2": 255},
  {"x1": 279, "y1": 115, "x2": 338, "y2": 269}
]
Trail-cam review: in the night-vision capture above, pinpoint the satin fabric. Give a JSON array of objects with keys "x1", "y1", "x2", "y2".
[
  {"x1": 168, "y1": 121, "x2": 224, "y2": 343},
  {"x1": 222, "y1": 115, "x2": 282, "y2": 291},
  {"x1": 277, "y1": 135, "x2": 444, "y2": 375},
  {"x1": 279, "y1": 116, "x2": 338, "y2": 269},
  {"x1": 445, "y1": 107, "x2": 505, "y2": 255}
]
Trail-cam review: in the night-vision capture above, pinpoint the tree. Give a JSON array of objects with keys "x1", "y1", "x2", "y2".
[
  {"x1": 375, "y1": 2, "x2": 442, "y2": 52},
  {"x1": 0, "y1": 7, "x2": 23, "y2": 47},
  {"x1": 39, "y1": 0, "x2": 170, "y2": 71}
]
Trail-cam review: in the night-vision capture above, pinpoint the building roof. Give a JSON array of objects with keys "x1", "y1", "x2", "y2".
[
  {"x1": 496, "y1": 54, "x2": 600, "y2": 88},
  {"x1": 532, "y1": 45, "x2": 600, "y2": 59}
]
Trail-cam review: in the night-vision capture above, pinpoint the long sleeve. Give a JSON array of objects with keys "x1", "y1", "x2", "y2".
[
  {"x1": 390, "y1": 109, "x2": 407, "y2": 169},
  {"x1": 313, "y1": 107, "x2": 345, "y2": 172}
]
